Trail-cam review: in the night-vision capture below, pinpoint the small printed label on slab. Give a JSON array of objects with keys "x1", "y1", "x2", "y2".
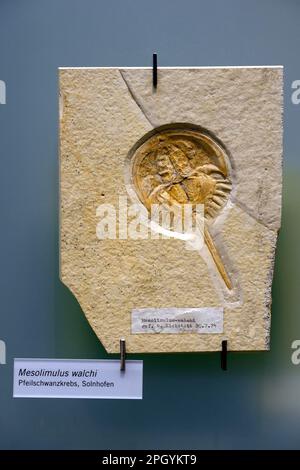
[
  {"x1": 13, "y1": 359, "x2": 143, "y2": 399},
  {"x1": 132, "y1": 307, "x2": 223, "y2": 334}
]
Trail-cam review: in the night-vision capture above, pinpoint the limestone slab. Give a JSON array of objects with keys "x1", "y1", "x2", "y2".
[{"x1": 59, "y1": 67, "x2": 283, "y2": 353}]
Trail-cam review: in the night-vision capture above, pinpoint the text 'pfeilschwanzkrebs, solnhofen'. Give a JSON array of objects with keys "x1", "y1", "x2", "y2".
[{"x1": 17, "y1": 368, "x2": 115, "y2": 388}]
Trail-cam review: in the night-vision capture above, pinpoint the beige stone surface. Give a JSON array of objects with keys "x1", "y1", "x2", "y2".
[{"x1": 59, "y1": 67, "x2": 283, "y2": 353}]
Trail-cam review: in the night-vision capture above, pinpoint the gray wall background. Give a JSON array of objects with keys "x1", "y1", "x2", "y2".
[{"x1": 1, "y1": 0, "x2": 300, "y2": 449}]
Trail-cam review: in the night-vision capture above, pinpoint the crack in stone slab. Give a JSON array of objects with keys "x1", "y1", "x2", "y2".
[
  {"x1": 234, "y1": 199, "x2": 278, "y2": 232},
  {"x1": 119, "y1": 70, "x2": 154, "y2": 128}
]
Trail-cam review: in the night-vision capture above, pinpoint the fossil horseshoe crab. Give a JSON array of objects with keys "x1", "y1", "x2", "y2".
[{"x1": 129, "y1": 125, "x2": 233, "y2": 290}]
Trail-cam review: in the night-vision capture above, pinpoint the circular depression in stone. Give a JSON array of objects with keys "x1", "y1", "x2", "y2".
[{"x1": 126, "y1": 123, "x2": 232, "y2": 221}]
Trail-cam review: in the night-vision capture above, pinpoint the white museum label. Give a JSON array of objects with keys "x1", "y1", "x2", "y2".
[
  {"x1": 132, "y1": 307, "x2": 223, "y2": 334},
  {"x1": 13, "y1": 359, "x2": 143, "y2": 400}
]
